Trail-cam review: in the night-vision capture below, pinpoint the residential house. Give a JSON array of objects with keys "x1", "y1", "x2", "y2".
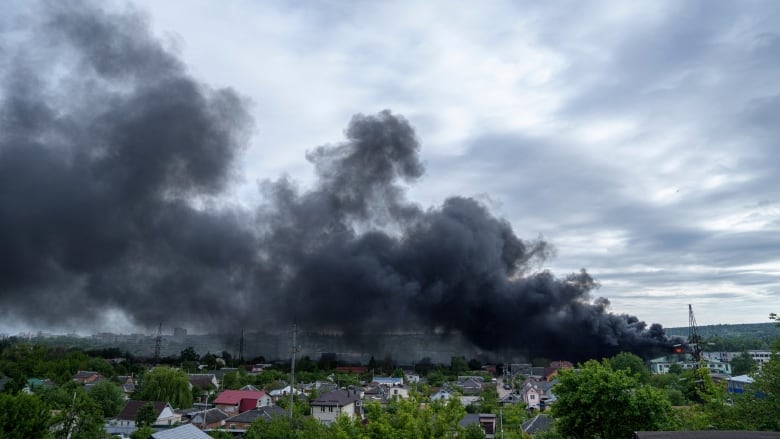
[
  {"x1": 188, "y1": 374, "x2": 219, "y2": 392},
  {"x1": 213, "y1": 390, "x2": 271, "y2": 414},
  {"x1": 150, "y1": 423, "x2": 212, "y2": 439},
  {"x1": 509, "y1": 364, "x2": 533, "y2": 377},
  {"x1": 455, "y1": 377, "x2": 484, "y2": 395},
  {"x1": 23, "y1": 378, "x2": 55, "y2": 394},
  {"x1": 115, "y1": 376, "x2": 136, "y2": 399},
  {"x1": 190, "y1": 407, "x2": 229, "y2": 429},
  {"x1": 499, "y1": 393, "x2": 524, "y2": 406},
  {"x1": 460, "y1": 396, "x2": 481, "y2": 408},
  {"x1": 363, "y1": 385, "x2": 389, "y2": 405},
  {"x1": 371, "y1": 377, "x2": 404, "y2": 386},
  {"x1": 430, "y1": 389, "x2": 453, "y2": 402},
  {"x1": 310, "y1": 389, "x2": 362, "y2": 425},
  {"x1": 522, "y1": 414, "x2": 554, "y2": 436},
  {"x1": 73, "y1": 370, "x2": 103, "y2": 385},
  {"x1": 458, "y1": 413, "x2": 497, "y2": 438},
  {"x1": 106, "y1": 400, "x2": 178, "y2": 436},
  {"x1": 269, "y1": 385, "x2": 302, "y2": 402},
  {"x1": 223, "y1": 405, "x2": 288, "y2": 430},
  {"x1": 522, "y1": 381, "x2": 556, "y2": 410},
  {"x1": 404, "y1": 371, "x2": 421, "y2": 384}
]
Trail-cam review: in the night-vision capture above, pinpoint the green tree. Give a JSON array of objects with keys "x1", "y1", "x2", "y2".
[
  {"x1": 451, "y1": 356, "x2": 469, "y2": 375},
  {"x1": 463, "y1": 423, "x2": 485, "y2": 438},
  {"x1": 131, "y1": 426, "x2": 153, "y2": 439},
  {"x1": 0, "y1": 393, "x2": 52, "y2": 438},
  {"x1": 180, "y1": 346, "x2": 199, "y2": 363},
  {"x1": 552, "y1": 360, "x2": 674, "y2": 439},
  {"x1": 730, "y1": 352, "x2": 757, "y2": 376},
  {"x1": 136, "y1": 402, "x2": 157, "y2": 428},
  {"x1": 135, "y1": 366, "x2": 192, "y2": 408},
  {"x1": 52, "y1": 391, "x2": 108, "y2": 439},
  {"x1": 244, "y1": 416, "x2": 294, "y2": 439},
  {"x1": 608, "y1": 352, "x2": 651, "y2": 384},
  {"x1": 86, "y1": 380, "x2": 125, "y2": 417}
]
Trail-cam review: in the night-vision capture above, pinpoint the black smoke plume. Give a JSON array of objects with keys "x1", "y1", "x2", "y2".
[{"x1": 0, "y1": 1, "x2": 678, "y2": 361}]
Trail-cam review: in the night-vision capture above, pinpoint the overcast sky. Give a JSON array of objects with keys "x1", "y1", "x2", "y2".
[
  {"x1": 2, "y1": 0, "x2": 779, "y2": 335},
  {"x1": 122, "y1": 0, "x2": 780, "y2": 328}
]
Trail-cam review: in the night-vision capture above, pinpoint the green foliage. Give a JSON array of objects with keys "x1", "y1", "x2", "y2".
[
  {"x1": 729, "y1": 351, "x2": 780, "y2": 430},
  {"x1": 551, "y1": 359, "x2": 674, "y2": 439},
  {"x1": 608, "y1": 352, "x2": 651, "y2": 384},
  {"x1": 679, "y1": 367, "x2": 718, "y2": 404},
  {"x1": 208, "y1": 431, "x2": 234, "y2": 438},
  {"x1": 667, "y1": 363, "x2": 683, "y2": 375},
  {"x1": 86, "y1": 380, "x2": 125, "y2": 417},
  {"x1": 180, "y1": 346, "x2": 199, "y2": 363},
  {"x1": 131, "y1": 426, "x2": 153, "y2": 439},
  {"x1": 451, "y1": 356, "x2": 469, "y2": 375},
  {"x1": 463, "y1": 423, "x2": 485, "y2": 439},
  {"x1": 730, "y1": 351, "x2": 757, "y2": 376},
  {"x1": 135, "y1": 366, "x2": 192, "y2": 408},
  {"x1": 52, "y1": 391, "x2": 108, "y2": 439},
  {"x1": 0, "y1": 392, "x2": 52, "y2": 438},
  {"x1": 135, "y1": 402, "x2": 157, "y2": 428}
]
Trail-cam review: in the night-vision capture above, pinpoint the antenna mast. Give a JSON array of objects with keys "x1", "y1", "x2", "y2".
[{"x1": 688, "y1": 304, "x2": 703, "y2": 364}]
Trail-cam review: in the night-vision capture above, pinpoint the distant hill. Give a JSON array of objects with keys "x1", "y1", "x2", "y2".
[{"x1": 664, "y1": 322, "x2": 779, "y2": 351}]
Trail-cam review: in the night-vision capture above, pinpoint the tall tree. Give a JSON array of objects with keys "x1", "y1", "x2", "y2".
[
  {"x1": 86, "y1": 380, "x2": 125, "y2": 417},
  {"x1": 730, "y1": 352, "x2": 757, "y2": 376},
  {"x1": 135, "y1": 367, "x2": 192, "y2": 408},
  {"x1": 608, "y1": 352, "x2": 651, "y2": 384},
  {"x1": 0, "y1": 393, "x2": 52, "y2": 438},
  {"x1": 135, "y1": 402, "x2": 157, "y2": 428},
  {"x1": 52, "y1": 391, "x2": 108, "y2": 439},
  {"x1": 552, "y1": 360, "x2": 675, "y2": 438}
]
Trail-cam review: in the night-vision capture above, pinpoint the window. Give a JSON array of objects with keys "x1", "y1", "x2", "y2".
[
  {"x1": 530, "y1": 395, "x2": 535, "y2": 400},
  {"x1": 329, "y1": 406, "x2": 334, "y2": 412},
  {"x1": 321, "y1": 407, "x2": 325, "y2": 412}
]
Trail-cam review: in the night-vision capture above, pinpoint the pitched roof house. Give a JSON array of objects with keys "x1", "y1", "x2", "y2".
[
  {"x1": 310, "y1": 389, "x2": 362, "y2": 425},
  {"x1": 188, "y1": 374, "x2": 219, "y2": 391},
  {"x1": 190, "y1": 407, "x2": 229, "y2": 429},
  {"x1": 522, "y1": 414, "x2": 554, "y2": 436},
  {"x1": 213, "y1": 390, "x2": 271, "y2": 414},
  {"x1": 73, "y1": 370, "x2": 103, "y2": 384},
  {"x1": 150, "y1": 423, "x2": 212, "y2": 439},
  {"x1": 430, "y1": 389, "x2": 453, "y2": 402},
  {"x1": 114, "y1": 400, "x2": 178, "y2": 427},
  {"x1": 223, "y1": 405, "x2": 288, "y2": 430},
  {"x1": 522, "y1": 380, "x2": 556, "y2": 409},
  {"x1": 459, "y1": 413, "x2": 497, "y2": 438}
]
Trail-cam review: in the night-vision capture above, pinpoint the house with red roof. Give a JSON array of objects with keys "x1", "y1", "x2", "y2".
[{"x1": 213, "y1": 390, "x2": 271, "y2": 414}]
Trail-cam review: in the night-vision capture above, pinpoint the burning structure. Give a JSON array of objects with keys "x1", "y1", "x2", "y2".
[{"x1": 0, "y1": 1, "x2": 681, "y2": 362}]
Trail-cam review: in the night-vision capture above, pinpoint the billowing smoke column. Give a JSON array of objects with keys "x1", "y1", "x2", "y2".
[{"x1": 0, "y1": 1, "x2": 678, "y2": 361}]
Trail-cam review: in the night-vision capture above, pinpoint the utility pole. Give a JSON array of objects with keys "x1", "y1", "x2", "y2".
[{"x1": 289, "y1": 324, "x2": 299, "y2": 422}]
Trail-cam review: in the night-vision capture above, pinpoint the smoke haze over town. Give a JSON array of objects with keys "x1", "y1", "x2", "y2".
[{"x1": 1, "y1": 1, "x2": 779, "y2": 361}]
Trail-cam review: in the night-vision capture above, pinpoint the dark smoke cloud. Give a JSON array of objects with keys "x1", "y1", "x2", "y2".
[{"x1": 0, "y1": 1, "x2": 679, "y2": 361}]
